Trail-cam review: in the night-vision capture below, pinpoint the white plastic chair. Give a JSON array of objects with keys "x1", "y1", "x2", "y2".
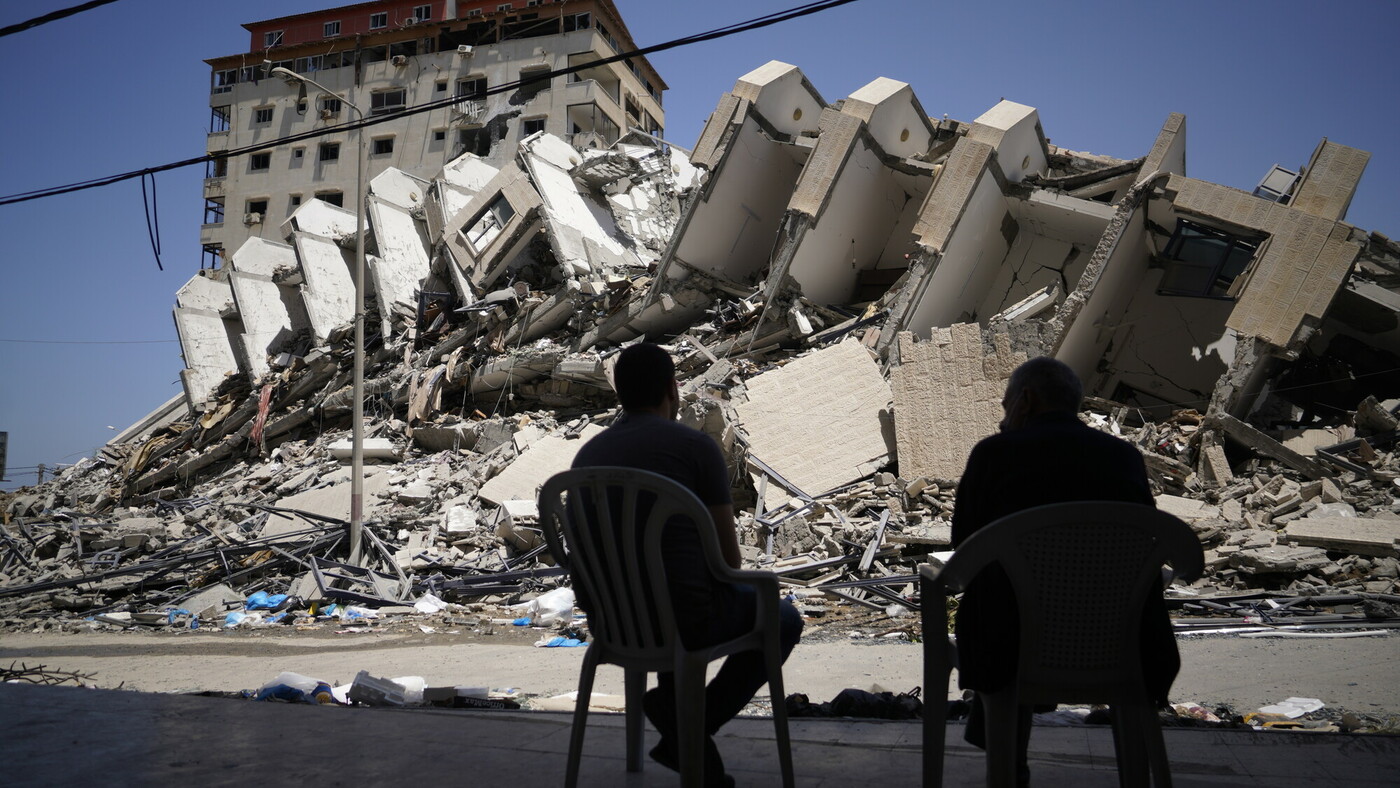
[
  {"x1": 539, "y1": 467, "x2": 795, "y2": 788},
  {"x1": 921, "y1": 502, "x2": 1203, "y2": 787}
]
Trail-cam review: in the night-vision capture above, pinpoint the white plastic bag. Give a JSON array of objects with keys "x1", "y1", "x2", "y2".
[{"x1": 522, "y1": 587, "x2": 575, "y2": 626}]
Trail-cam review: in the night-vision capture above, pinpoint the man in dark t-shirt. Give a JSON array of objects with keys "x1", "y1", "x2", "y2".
[
  {"x1": 952, "y1": 356, "x2": 1177, "y2": 785},
  {"x1": 572, "y1": 343, "x2": 802, "y2": 786}
]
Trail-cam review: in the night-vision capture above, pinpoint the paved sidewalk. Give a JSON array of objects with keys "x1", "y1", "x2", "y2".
[{"x1": 2, "y1": 684, "x2": 1396, "y2": 786}]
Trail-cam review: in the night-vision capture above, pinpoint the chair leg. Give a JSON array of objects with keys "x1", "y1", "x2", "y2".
[
  {"x1": 981, "y1": 690, "x2": 1022, "y2": 788},
  {"x1": 624, "y1": 669, "x2": 646, "y2": 773},
  {"x1": 1143, "y1": 706, "x2": 1172, "y2": 788},
  {"x1": 676, "y1": 659, "x2": 707, "y2": 788},
  {"x1": 1110, "y1": 704, "x2": 1149, "y2": 787},
  {"x1": 764, "y1": 643, "x2": 795, "y2": 788},
  {"x1": 565, "y1": 652, "x2": 600, "y2": 788},
  {"x1": 922, "y1": 642, "x2": 952, "y2": 788}
]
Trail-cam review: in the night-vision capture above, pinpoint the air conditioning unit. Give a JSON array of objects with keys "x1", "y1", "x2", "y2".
[
  {"x1": 456, "y1": 44, "x2": 474, "y2": 55},
  {"x1": 391, "y1": 55, "x2": 408, "y2": 66},
  {"x1": 320, "y1": 108, "x2": 335, "y2": 120},
  {"x1": 243, "y1": 212, "x2": 263, "y2": 225}
]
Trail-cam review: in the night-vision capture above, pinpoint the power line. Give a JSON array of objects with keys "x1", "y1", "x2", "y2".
[
  {"x1": 0, "y1": 0, "x2": 121, "y2": 38},
  {"x1": 0, "y1": 0, "x2": 863, "y2": 207}
]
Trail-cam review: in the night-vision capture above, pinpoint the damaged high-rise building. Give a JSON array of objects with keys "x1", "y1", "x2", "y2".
[{"x1": 8, "y1": 54, "x2": 1400, "y2": 633}]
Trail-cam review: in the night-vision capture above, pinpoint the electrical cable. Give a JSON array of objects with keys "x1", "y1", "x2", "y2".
[
  {"x1": 141, "y1": 172, "x2": 164, "y2": 270},
  {"x1": 0, "y1": 0, "x2": 121, "y2": 39},
  {"x1": 0, "y1": 0, "x2": 864, "y2": 207},
  {"x1": 0, "y1": 338, "x2": 179, "y2": 344}
]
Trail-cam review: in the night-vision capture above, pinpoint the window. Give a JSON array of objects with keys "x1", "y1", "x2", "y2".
[
  {"x1": 372, "y1": 137, "x2": 395, "y2": 155},
  {"x1": 204, "y1": 198, "x2": 225, "y2": 225},
  {"x1": 319, "y1": 142, "x2": 341, "y2": 162},
  {"x1": 254, "y1": 107, "x2": 273, "y2": 124},
  {"x1": 463, "y1": 195, "x2": 516, "y2": 251},
  {"x1": 210, "y1": 106, "x2": 230, "y2": 133},
  {"x1": 522, "y1": 117, "x2": 545, "y2": 135},
  {"x1": 436, "y1": 80, "x2": 447, "y2": 93},
  {"x1": 213, "y1": 69, "x2": 236, "y2": 94},
  {"x1": 563, "y1": 12, "x2": 590, "y2": 31},
  {"x1": 1157, "y1": 220, "x2": 1259, "y2": 298},
  {"x1": 518, "y1": 66, "x2": 551, "y2": 100},
  {"x1": 316, "y1": 191, "x2": 344, "y2": 208},
  {"x1": 432, "y1": 129, "x2": 446, "y2": 142},
  {"x1": 456, "y1": 77, "x2": 487, "y2": 100},
  {"x1": 292, "y1": 148, "x2": 305, "y2": 160},
  {"x1": 288, "y1": 195, "x2": 302, "y2": 214},
  {"x1": 371, "y1": 89, "x2": 407, "y2": 115},
  {"x1": 324, "y1": 20, "x2": 341, "y2": 37},
  {"x1": 320, "y1": 97, "x2": 342, "y2": 116},
  {"x1": 413, "y1": 4, "x2": 432, "y2": 21},
  {"x1": 246, "y1": 199, "x2": 268, "y2": 216},
  {"x1": 369, "y1": 12, "x2": 387, "y2": 29},
  {"x1": 206, "y1": 157, "x2": 228, "y2": 178},
  {"x1": 294, "y1": 55, "x2": 325, "y2": 73},
  {"x1": 497, "y1": 4, "x2": 513, "y2": 12},
  {"x1": 249, "y1": 153, "x2": 271, "y2": 171},
  {"x1": 264, "y1": 30, "x2": 284, "y2": 48},
  {"x1": 466, "y1": 8, "x2": 483, "y2": 17}
]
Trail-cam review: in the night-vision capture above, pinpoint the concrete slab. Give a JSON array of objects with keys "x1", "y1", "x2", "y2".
[
  {"x1": 290, "y1": 231, "x2": 354, "y2": 343},
  {"x1": 736, "y1": 339, "x2": 894, "y2": 496},
  {"x1": 478, "y1": 424, "x2": 604, "y2": 506},
  {"x1": 365, "y1": 196, "x2": 431, "y2": 336},
  {"x1": 1285, "y1": 516, "x2": 1400, "y2": 558},
  {"x1": 891, "y1": 325, "x2": 1024, "y2": 481},
  {"x1": 269, "y1": 467, "x2": 392, "y2": 534}
]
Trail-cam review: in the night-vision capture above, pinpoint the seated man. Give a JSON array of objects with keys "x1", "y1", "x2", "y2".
[
  {"x1": 952, "y1": 357, "x2": 1177, "y2": 783},
  {"x1": 572, "y1": 343, "x2": 802, "y2": 786}
]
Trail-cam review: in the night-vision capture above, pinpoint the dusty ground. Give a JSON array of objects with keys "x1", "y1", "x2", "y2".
[{"x1": 3, "y1": 607, "x2": 1397, "y2": 728}]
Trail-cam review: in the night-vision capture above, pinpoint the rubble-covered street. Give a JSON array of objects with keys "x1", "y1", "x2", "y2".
[{"x1": 4, "y1": 61, "x2": 1400, "y2": 735}]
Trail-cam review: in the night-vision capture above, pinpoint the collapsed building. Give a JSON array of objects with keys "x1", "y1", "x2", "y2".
[{"x1": 4, "y1": 62, "x2": 1399, "y2": 629}]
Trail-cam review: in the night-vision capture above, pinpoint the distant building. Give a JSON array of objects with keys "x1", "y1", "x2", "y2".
[{"x1": 200, "y1": 0, "x2": 666, "y2": 266}]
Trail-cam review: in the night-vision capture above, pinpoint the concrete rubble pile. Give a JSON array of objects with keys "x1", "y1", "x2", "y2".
[{"x1": 4, "y1": 62, "x2": 1400, "y2": 635}]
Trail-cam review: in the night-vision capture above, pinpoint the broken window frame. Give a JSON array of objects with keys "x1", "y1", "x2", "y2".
[
  {"x1": 320, "y1": 97, "x2": 342, "y2": 117},
  {"x1": 315, "y1": 190, "x2": 344, "y2": 208},
  {"x1": 522, "y1": 116, "x2": 546, "y2": 136},
  {"x1": 370, "y1": 88, "x2": 407, "y2": 116},
  {"x1": 1157, "y1": 219, "x2": 1259, "y2": 299},
  {"x1": 517, "y1": 65, "x2": 552, "y2": 101},
  {"x1": 203, "y1": 198, "x2": 225, "y2": 226},
  {"x1": 563, "y1": 11, "x2": 591, "y2": 32},
  {"x1": 462, "y1": 195, "x2": 516, "y2": 253},
  {"x1": 212, "y1": 69, "x2": 236, "y2": 94},
  {"x1": 210, "y1": 106, "x2": 230, "y2": 133},
  {"x1": 246, "y1": 199, "x2": 269, "y2": 217},
  {"x1": 249, "y1": 152, "x2": 271, "y2": 172},
  {"x1": 456, "y1": 76, "x2": 487, "y2": 101}
]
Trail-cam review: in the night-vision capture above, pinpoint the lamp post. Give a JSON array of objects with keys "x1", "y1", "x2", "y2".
[{"x1": 272, "y1": 66, "x2": 367, "y2": 566}]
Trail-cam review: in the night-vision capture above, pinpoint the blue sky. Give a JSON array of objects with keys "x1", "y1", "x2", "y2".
[{"x1": 2, "y1": 0, "x2": 1397, "y2": 489}]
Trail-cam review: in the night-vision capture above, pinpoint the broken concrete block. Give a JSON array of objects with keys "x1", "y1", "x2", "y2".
[
  {"x1": 1284, "y1": 517, "x2": 1400, "y2": 558},
  {"x1": 397, "y1": 485, "x2": 434, "y2": 505},
  {"x1": 891, "y1": 325, "x2": 1024, "y2": 482},
  {"x1": 494, "y1": 500, "x2": 542, "y2": 551},
  {"x1": 327, "y1": 438, "x2": 400, "y2": 461},
  {"x1": 178, "y1": 583, "x2": 244, "y2": 619},
  {"x1": 1155, "y1": 495, "x2": 1221, "y2": 521},
  {"x1": 478, "y1": 424, "x2": 604, "y2": 506},
  {"x1": 1231, "y1": 545, "x2": 1332, "y2": 575},
  {"x1": 735, "y1": 339, "x2": 895, "y2": 495}
]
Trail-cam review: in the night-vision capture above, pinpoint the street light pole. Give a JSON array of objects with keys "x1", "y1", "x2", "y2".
[{"x1": 271, "y1": 67, "x2": 367, "y2": 567}]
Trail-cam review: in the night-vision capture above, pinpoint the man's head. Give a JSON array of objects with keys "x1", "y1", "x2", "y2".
[
  {"x1": 612, "y1": 342, "x2": 679, "y2": 418},
  {"x1": 1000, "y1": 356, "x2": 1083, "y2": 432}
]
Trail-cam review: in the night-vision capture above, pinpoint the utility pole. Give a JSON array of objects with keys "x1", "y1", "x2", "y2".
[{"x1": 36, "y1": 463, "x2": 45, "y2": 484}]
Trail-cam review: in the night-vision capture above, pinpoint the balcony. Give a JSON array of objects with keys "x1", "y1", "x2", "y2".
[
  {"x1": 203, "y1": 178, "x2": 227, "y2": 199},
  {"x1": 207, "y1": 131, "x2": 229, "y2": 155}
]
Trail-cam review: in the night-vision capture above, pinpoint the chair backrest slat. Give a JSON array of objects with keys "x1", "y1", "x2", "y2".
[{"x1": 540, "y1": 467, "x2": 715, "y2": 659}]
